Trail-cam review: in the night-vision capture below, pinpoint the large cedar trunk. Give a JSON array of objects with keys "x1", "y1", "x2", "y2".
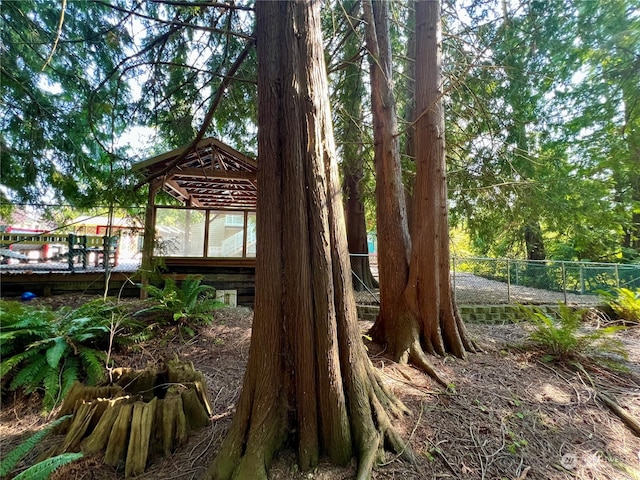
[
  {"x1": 206, "y1": 2, "x2": 408, "y2": 479},
  {"x1": 366, "y1": 0, "x2": 475, "y2": 371}
]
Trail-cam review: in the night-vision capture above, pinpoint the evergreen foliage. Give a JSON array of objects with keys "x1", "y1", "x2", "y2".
[
  {"x1": 0, "y1": 414, "x2": 72, "y2": 477},
  {"x1": 139, "y1": 275, "x2": 224, "y2": 332},
  {"x1": 12, "y1": 453, "x2": 84, "y2": 480},
  {"x1": 599, "y1": 288, "x2": 640, "y2": 324},
  {"x1": 0, "y1": 299, "x2": 127, "y2": 411},
  {"x1": 519, "y1": 303, "x2": 628, "y2": 367}
]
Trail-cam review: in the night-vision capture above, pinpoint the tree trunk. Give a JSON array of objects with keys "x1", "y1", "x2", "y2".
[
  {"x1": 524, "y1": 222, "x2": 546, "y2": 261},
  {"x1": 338, "y1": 17, "x2": 379, "y2": 292},
  {"x1": 367, "y1": 0, "x2": 475, "y2": 372},
  {"x1": 403, "y1": 3, "x2": 417, "y2": 232},
  {"x1": 344, "y1": 166, "x2": 379, "y2": 291},
  {"x1": 362, "y1": 0, "x2": 412, "y2": 336},
  {"x1": 206, "y1": 2, "x2": 409, "y2": 479}
]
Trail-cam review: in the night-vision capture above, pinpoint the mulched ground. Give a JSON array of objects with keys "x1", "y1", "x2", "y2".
[{"x1": 1, "y1": 294, "x2": 639, "y2": 480}]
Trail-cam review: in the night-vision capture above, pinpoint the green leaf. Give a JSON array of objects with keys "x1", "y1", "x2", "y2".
[
  {"x1": 13, "y1": 452, "x2": 84, "y2": 480},
  {"x1": 0, "y1": 415, "x2": 72, "y2": 477},
  {"x1": 45, "y1": 337, "x2": 69, "y2": 369}
]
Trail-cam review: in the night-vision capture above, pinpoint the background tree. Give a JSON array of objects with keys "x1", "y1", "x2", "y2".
[
  {"x1": 0, "y1": 0, "x2": 140, "y2": 211},
  {"x1": 206, "y1": 1, "x2": 409, "y2": 478},
  {"x1": 328, "y1": 0, "x2": 379, "y2": 291},
  {"x1": 364, "y1": 0, "x2": 474, "y2": 373}
]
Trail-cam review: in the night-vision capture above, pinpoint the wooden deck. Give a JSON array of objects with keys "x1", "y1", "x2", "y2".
[{"x1": 0, "y1": 259, "x2": 256, "y2": 305}]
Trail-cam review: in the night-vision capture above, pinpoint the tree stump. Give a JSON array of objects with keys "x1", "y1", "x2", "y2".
[{"x1": 52, "y1": 357, "x2": 212, "y2": 478}]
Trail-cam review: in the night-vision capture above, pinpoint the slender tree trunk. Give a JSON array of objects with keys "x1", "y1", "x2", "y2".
[
  {"x1": 622, "y1": 81, "x2": 640, "y2": 255},
  {"x1": 338, "y1": 20, "x2": 379, "y2": 292},
  {"x1": 362, "y1": 0, "x2": 412, "y2": 332},
  {"x1": 366, "y1": 0, "x2": 475, "y2": 374},
  {"x1": 524, "y1": 222, "x2": 546, "y2": 261},
  {"x1": 344, "y1": 165, "x2": 379, "y2": 291},
  {"x1": 403, "y1": 3, "x2": 417, "y2": 232},
  {"x1": 206, "y1": 2, "x2": 409, "y2": 478}
]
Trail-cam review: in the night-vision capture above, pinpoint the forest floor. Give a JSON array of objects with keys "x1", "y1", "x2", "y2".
[{"x1": 1, "y1": 294, "x2": 640, "y2": 480}]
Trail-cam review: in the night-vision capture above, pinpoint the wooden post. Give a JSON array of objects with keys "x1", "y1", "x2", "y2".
[{"x1": 140, "y1": 180, "x2": 160, "y2": 299}]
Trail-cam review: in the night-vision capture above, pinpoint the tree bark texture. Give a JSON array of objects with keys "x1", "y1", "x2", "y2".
[
  {"x1": 405, "y1": 0, "x2": 475, "y2": 358},
  {"x1": 366, "y1": 0, "x2": 475, "y2": 371},
  {"x1": 206, "y1": 2, "x2": 409, "y2": 479},
  {"x1": 362, "y1": 0, "x2": 412, "y2": 333}
]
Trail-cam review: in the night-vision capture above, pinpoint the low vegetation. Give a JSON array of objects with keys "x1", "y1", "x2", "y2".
[
  {"x1": 1, "y1": 278, "x2": 224, "y2": 415},
  {"x1": 0, "y1": 300, "x2": 115, "y2": 411},
  {"x1": 0, "y1": 415, "x2": 82, "y2": 480},
  {"x1": 138, "y1": 275, "x2": 224, "y2": 337},
  {"x1": 599, "y1": 287, "x2": 640, "y2": 324},
  {"x1": 518, "y1": 303, "x2": 628, "y2": 369}
]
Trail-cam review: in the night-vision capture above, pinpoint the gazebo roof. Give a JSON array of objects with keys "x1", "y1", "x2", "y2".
[{"x1": 134, "y1": 137, "x2": 257, "y2": 210}]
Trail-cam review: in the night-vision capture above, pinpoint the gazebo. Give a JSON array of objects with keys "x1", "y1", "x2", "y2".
[{"x1": 134, "y1": 137, "x2": 257, "y2": 304}]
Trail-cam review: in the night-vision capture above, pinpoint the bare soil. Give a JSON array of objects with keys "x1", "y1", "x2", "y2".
[{"x1": 2, "y1": 294, "x2": 639, "y2": 480}]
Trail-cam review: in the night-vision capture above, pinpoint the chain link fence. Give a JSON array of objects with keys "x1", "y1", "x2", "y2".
[
  {"x1": 452, "y1": 257, "x2": 640, "y2": 305},
  {"x1": 351, "y1": 255, "x2": 640, "y2": 306}
]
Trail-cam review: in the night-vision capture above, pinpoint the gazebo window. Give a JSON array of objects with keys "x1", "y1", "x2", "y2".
[
  {"x1": 154, "y1": 207, "x2": 256, "y2": 259},
  {"x1": 154, "y1": 208, "x2": 206, "y2": 257}
]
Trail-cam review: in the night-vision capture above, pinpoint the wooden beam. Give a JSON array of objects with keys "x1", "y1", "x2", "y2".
[
  {"x1": 165, "y1": 179, "x2": 204, "y2": 207},
  {"x1": 170, "y1": 168, "x2": 257, "y2": 181}
]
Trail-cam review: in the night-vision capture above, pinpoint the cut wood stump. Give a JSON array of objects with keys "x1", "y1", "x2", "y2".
[{"x1": 52, "y1": 357, "x2": 212, "y2": 478}]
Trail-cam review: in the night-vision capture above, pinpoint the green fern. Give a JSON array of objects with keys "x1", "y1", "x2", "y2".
[
  {"x1": 599, "y1": 287, "x2": 640, "y2": 324},
  {"x1": 0, "y1": 300, "x2": 115, "y2": 411},
  {"x1": 519, "y1": 303, "x2": 628, "y2": 367},
  {"x1": 78, "y1": 347, "x2": 107, "y2": 386},
  {"x1": 139, "y1": 275, "x2": 224, "y2": 327},
  {"x1": 13, "y1": 452, "x2": 83, "y2": 480},
  {"x1": 0, "y1": 414, "x2": 71, "y2": 476}
]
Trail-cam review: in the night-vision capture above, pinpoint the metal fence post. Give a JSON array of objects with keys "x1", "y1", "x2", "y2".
[
  {"x1": 562, "y1": 261, "x2": 567, "y2": 303},
  {"x1": 615, "y1": 263, "x2": 619, "y2": 289},
  {"x1": 506, "y1": 258, "x2": 511, "y2": 303},
  {"x1": 452, "y1": 256, "x2": 457, "y2": 304}
]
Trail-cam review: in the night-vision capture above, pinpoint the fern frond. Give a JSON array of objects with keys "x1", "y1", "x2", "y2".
[
  {"x1": 78, "y1": 347, "x2": 106, "y2": 386},
  {"x1": 0, "y1": 414, "x2": 72, "y2": 477},
  {"x1": 61, "y1": 357, "x2": 80, "y2": 399},
  {"x1": 42, "y1": 367, "x2": 62, "y2": 411},
  {"x1": 12, "y1": 452, "x2": 83, "y2": 480},
  {"x1": 9, "y1": 355, "x2": 49, "y2": 392},
  {"x1": 0, "y1": 349, "x2": 41, "y2": 381},
  {"x1": 45, "y1": 337, "x2": 69, "y2": 370}
]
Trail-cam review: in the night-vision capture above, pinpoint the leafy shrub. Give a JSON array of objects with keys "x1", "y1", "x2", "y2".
[
  {"x1": 139, "y1": 275, "x2": 224, "y2": 332},
  {"x1": 518, "y1": 303, "x2": 628, "y2": 367},
  {"x1": 599, "y1": 287, "x2": 640, "y2": 324},
  {"x1": 0, "y1": 299, "x2": 117, "y2": 411}
]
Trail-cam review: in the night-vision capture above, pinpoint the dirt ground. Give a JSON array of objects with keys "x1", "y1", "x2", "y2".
[{"x1": 1, "y1": 294, "x2": 639, "y2": 480}]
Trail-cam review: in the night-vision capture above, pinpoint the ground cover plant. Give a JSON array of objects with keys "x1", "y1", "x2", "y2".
[
  {"x1": 0, "y1": 298, "x2": 143, "y2": 412},
  {"x1": 600, "y1": 287, "x2": 640, "y2": 324},
  {"x1": 517, "y1": 303, "x2": 628, "y2": 369},
  {"x1": 138, "y1": 275, "x2": 224, "y2": 338},
  {"x1": 0, "y1": 414, "x2": 83, "y2": 480},
  {"x1": 1, "y1": 294, "x2": 639, "y2": 480}
]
